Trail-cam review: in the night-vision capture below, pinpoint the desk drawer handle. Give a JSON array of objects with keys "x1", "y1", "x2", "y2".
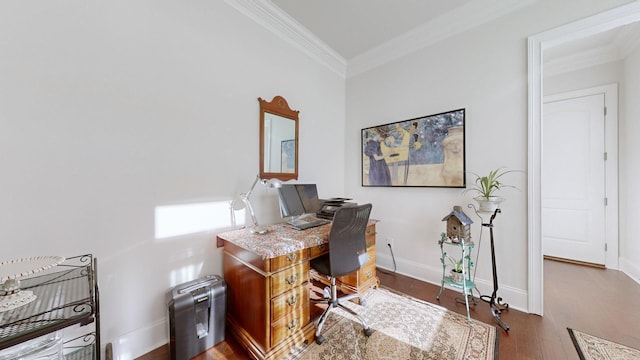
[
  {"x1": 286, "y1": 253, "x2": 298, "y2": 262},
  {"x1": 316, "y1": 244, "x2": 326, "y2": 251},
  {"x1": 285, "y1": 273, "x2": 298, "y2": 285},
  {"x1": 287, "y1": 318, "x2": 298, "y2": 330},
  {"x1": 287, "y1": 294, "x2": 299, "y2": 306}
]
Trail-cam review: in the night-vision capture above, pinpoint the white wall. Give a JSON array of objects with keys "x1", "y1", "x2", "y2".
[
  {"x1": 621, "y1": 45, "x2": 640, "y2": 283},
  {"x1": 0, "y1": 1, "x2": 344, "y2": 358},
  {"x1": 2, "y1": 0, "x2": 637, "y2": 357},
  {"x1": 345, "y1": 0, "x2": 633, "y2": 311},
  {"x1": 544, "y1": 61, "x2": 624, "y2": 96}
]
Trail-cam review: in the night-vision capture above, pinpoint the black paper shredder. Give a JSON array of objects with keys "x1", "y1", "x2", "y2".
[{"x1": 167, "y1": 274, "x2": 226, "y2": 360}]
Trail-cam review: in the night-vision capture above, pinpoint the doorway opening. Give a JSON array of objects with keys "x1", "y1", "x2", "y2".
[{"x1": 527, "y1": 2, "x2": 640, "y2": 316}]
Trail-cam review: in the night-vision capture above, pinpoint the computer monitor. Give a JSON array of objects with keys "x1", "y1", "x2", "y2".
[
  {"x1": 277, "y1": 184, "x2": 306, "y2": 218},
  {"x1": 296, "y1": 184, "x2": 322, "y2": 214},
  {"x1": 277, "y1": 184, "x2": 321, "y2": 218}
]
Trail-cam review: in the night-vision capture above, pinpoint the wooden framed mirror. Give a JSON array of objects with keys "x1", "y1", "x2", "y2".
[{"x1": 259, "y1": 96, "x2": 299, "y2": 181}]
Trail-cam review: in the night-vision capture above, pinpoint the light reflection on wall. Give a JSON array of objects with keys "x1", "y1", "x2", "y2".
[
  {"x1": 169, "y1": 262, "x2": 203, "y2": 289},
  {"x1": 154, "y1": 200, "x2": 244, "y2": 239}
]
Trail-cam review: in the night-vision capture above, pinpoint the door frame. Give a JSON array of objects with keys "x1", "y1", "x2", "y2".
[
  {"x1": 527, "y1": 2, "x2": 640, "y2": 316},
  {"x1": 543, "y1": 84, "x2": 619, "y2": 268}
]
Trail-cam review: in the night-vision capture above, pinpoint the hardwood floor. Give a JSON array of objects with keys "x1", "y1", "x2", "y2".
[{"x1": 137, "y1": 259, "x2": 640, "y2": 359}]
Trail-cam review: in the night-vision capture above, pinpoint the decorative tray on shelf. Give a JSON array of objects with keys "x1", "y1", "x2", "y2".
[
  {"x1": 0, "y1": 255, "x2": 96, "y2": 353},
  {"x1": 0, "y1": 256, "x2": 65, "y2": 313}
]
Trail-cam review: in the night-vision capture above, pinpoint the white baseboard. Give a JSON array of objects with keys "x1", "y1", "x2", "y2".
[
  {"x1": 376, "y1": 252, "x2": 528, "y2": 313},
  {"x1": 620, "y1": 256, "x2": 640, "y2": 285},
  {"x1": 107, "y1": 318, "x2": 167, "y2": 360},
  {"x1": 108, "y1": 252, "x2": 537, "y2": 360}
]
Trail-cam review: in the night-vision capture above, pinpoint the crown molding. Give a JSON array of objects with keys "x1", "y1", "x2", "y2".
[
  {"x1": 347, "y1": 0, "x2": 537, "y2": 78},
  {"x1": 225, "y1": 0, "x2": 536, "y2": 79},
  {"x1": 615, "y1": 21, "x2": 640, "y2": 58},
  {"x1": 545, "y1": 21, "x2": 640, "y2": 77},
  {"x1": 544, "y1": 45, "x2": 621, "y2": 77},
  {"x1": 223, "y1": 0, "x2": 347, "y2": 78}
]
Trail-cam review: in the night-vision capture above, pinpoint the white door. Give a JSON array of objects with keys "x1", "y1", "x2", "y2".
[{"x1": 542, "y1": 93, "x2": 606, "y2": 265}]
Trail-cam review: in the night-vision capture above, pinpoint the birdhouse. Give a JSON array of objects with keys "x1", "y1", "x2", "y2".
[{"x1": 441, "y1": 206, "x2": 473, "y2": 243}]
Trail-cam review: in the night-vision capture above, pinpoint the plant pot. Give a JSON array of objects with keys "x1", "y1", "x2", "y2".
[
  {"x1": 450, "y1": 270, "x2": 464, "y2": 284},
  {"x1": 474, "y1": 196, "x2": 504, "y2": 213}
]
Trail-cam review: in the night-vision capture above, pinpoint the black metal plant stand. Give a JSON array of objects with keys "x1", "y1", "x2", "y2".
[{"x1": 478, "y1": 208, "x2": 510, "y2": 331}]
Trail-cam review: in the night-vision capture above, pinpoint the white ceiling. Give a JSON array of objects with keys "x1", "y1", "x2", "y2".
[
  {"x1": 261, "y1": 0, "x2": 536, "y2": 76},
  {"x1": 271, "y1": 0, "x2": 471, "y2": 60},
  {"x1": 260, "y1": 0, "x2": 640, "y2": 76}
]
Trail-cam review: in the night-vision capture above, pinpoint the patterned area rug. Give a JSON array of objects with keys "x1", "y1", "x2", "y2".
[
  {"x1": 291, "y1": 288, "x2": 497, "y2": 360},
  {"x1": 568, "y1": 328, "x2": 640, "y2": 360}
]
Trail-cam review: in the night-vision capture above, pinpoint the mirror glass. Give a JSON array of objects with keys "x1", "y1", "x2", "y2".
[{"x1": 259, "y1": 96, "x2": 299, "y2": 181}]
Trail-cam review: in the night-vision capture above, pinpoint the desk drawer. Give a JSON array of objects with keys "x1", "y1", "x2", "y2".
[
  {"x1": 340, "y1": 261, "x2": 376, "y2": 288},
  {"x1": 309, "y1": 243, "x2": 328, "y2": 258},
  {"x1": 269, "y1": 249, "x2": 308, "y2": 272},
  {"x1": 271, "y1": 262, "x2": 309, "y2": 297},
  {"x1": 271, "y1": 306, "x2": 309, "y2": 347},
  {"x1": 366, "y1": 225, "x2": 376, "y2": 248},
  {"x1": 339, "y1": 247, "x2": 376, "y2": 287},
  {"x1": 271, "y1": 284, "x2": 309, "y2": 322}
]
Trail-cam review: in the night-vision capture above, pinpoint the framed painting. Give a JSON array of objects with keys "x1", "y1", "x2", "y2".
[
  {"x1": 361, "y1": 108, "x2": 465, "y2": 187},
  {"x1": 281, "y1": 139, "x2": 295, "y2": 173}
]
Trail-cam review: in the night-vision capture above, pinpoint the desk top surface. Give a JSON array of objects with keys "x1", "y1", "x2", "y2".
[{"x1": 217, "y1": 220, "x2": 377, "y2": 260}]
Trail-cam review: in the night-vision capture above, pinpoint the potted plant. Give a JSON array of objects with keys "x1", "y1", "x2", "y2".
[
  {"x1": 463, "y1": 167, "x2": 516, "y2": 213},
  {"x1": 447, "y1": 255, "x2": 464, "y2": 283}
]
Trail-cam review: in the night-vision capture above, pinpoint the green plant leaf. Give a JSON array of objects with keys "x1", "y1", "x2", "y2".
[{"x1": 462, "y1": 167, "x2": 518, "y2": 199}]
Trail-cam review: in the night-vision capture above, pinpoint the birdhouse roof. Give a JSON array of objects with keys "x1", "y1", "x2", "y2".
[{"x1": 442, "y1": 209, "x2": 474, "y2": 225}]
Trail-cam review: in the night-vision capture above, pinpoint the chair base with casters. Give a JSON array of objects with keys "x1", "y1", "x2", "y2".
[
  {"x1": 311, "y1": 276, "x2": 373, "y2": 344},
  {"x1": 310, "y1": 203, "x2": 374, "y2": 345}
]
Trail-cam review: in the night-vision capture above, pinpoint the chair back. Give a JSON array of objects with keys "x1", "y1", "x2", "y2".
[{"x1": 327, "y1": 203, "x2": 372, "y2": 277}]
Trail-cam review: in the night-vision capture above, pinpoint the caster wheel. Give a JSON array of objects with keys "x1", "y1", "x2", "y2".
[
  {"x1": 315, "y1": 335, "x2": 325, "y2": 345},
  {"x1": 360, "y1": 299, "x2": 367, "y2": 307},
  {"x1": 364, "y1": 328, "x2": 373, "y2": 337}
]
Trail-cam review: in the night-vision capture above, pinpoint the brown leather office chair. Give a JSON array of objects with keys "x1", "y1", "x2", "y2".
[{"x1": 310, "y1": 203, "x2": 373, "y2": 344}]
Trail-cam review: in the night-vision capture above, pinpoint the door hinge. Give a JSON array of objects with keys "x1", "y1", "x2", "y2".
[
  {"x1": 604, "y1": 106, "x2": 607, "y2": 116},
  {"x1": 604, "y1": 197, "x2": 608, "y2": 206},
  {"x1": 604, "y1": 152, "x2": 608, "y2": 161},
  {"x1": 605, "y1": 243, "x2": 608, "y2": 252}
]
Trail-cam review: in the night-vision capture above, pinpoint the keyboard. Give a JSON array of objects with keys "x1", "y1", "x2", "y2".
[{"x1": 287, "y1": 217, "x2": 330, "y2": 230}]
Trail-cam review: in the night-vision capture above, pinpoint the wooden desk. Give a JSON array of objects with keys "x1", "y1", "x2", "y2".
[{"x1": 217, "y1": 220, "x2": 378, "y2": 360}]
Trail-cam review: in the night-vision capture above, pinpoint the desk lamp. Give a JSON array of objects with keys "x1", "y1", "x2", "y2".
[{"x1": 231, "y1": 174, "x2": 282, "y2": 234}]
